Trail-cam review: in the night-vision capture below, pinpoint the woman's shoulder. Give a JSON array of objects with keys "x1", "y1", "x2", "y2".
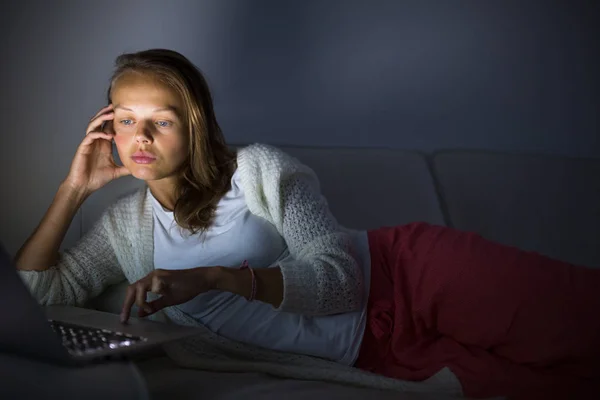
[
  {"x1": 237, "y1": 143, "x2": 289, "y2": 163},
  {"x1": 103, "y1": 186, "x2": 148, "y2": 220},
  {"x1": 237, "y1": 143, "x2": 312, "y2": 178},
  {"x1": 82, "y1": 186, "x2": 148, "y2": 242}
]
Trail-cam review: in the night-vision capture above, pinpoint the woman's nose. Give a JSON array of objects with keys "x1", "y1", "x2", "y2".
[{"x1": 135, "y1": 123, "x2": 154, "y2": 143}]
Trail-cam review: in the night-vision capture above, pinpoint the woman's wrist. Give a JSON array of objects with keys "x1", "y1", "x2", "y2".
[
  {"x1": 211, "y1": 265, "x2": 284, "y2": 308},
  {"x1": 59, "y1": 180, "x2": 91, "y2": 206},
  {"x1": 212, "y1": 266, "x2": 252, "y2": 298}
]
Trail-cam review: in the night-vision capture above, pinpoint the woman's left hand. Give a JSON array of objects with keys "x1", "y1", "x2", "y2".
[{"x1": 120, "y1": 267, "x2": 219, "y2": 323}]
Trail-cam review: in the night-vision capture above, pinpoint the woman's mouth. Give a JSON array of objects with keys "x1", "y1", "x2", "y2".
[
  {"x1": 131, "y1": 151, "x2": 157, "y2": 164},
  {"x1": 131, "y1": 156, "x2": 156, "y2": 164}
]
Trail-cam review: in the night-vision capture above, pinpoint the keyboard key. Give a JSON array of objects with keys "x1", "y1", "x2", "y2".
[{"x1": 48, "y1": 320, "x2": 147, "y2": 356}]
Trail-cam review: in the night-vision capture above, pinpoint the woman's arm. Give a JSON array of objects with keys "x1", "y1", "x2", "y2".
[
  {"x1": 15, "y1": 181, "x2": 89, "y2": 271},
  {"x1": 17, "y1": 202, "x2": 126, "y2": 306},
  {"x1": 15, "y1": 105, "x2": 130, "y2": 305},
  {"x1": 122, "y1": 266, "x2": 285, "y2": 321},
  {"x1": 272, "y1": 175, "x2": 363, "y2": 316}
]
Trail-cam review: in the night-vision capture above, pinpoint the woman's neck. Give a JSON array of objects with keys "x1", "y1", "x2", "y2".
[{"x1": 147, "y1": 179, "x2": 179, "y2": 211}]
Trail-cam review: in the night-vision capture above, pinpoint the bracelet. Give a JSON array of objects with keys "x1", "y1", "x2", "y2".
[{"x1": 239, "y1": 260, "x2": 257, "y2": 302}]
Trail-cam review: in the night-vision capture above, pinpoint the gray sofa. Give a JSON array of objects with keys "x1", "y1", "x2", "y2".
[{"x1": 82, "y1": 145, "x2": 600, "y2": 399}]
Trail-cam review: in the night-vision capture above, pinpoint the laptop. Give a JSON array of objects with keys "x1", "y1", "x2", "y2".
[{"x1": 0, "y1": 244, "x2": 200, "y2": 366}]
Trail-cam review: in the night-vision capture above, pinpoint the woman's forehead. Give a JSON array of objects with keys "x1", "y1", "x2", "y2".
[{"x1": 112, "y1": 74, "x2": 183, "y2": 112}]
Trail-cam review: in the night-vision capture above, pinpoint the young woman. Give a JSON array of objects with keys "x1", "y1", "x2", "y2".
[{"x1": 16, "y1": 49, "x2": 600, "y2": 399}]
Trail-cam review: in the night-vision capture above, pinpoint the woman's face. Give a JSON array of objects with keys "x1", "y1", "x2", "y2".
[{"x1": 110, "y1": 73, "x2": 189, "y2": 183}]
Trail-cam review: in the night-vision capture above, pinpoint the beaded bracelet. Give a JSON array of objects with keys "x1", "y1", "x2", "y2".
[{"x1": 239, "y1": 260, "x2": 257, "y2": 302}]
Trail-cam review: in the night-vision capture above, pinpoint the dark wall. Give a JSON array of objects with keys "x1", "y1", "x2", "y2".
[{"x1": 1, "y1": 0, "x2": 598, "y2": 157}]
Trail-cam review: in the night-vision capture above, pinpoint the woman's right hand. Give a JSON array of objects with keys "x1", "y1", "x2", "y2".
[{"x1": 63, "y1": 104, "x2": 131, "y2": 196}]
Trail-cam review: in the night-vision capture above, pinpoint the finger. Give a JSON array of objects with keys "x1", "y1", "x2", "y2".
[
  {"x1": 135, "y1": 282, "x2": 152, "y2": 316},
  {"x1": 86, "y1": 112, "x2": 114, "y2": 135},
  {"x1": 120, "y1": 285, "x2": 136, "y2": 323},
  {"x1": 88, "y1": 105, "x2": 113, "y2": 125},
  {"x1": 82, "y1": 131, "x2": 114, "y2": 142},
  {"x1": 78, "y1": 132, "x2": 115, "y2": 150},
  {"x1": 89, "y1": 104, "x2": 113, "y2": 122}
]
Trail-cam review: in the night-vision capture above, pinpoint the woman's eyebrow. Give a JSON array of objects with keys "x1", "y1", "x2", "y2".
[
  {"x1": 153, "y1": 106, "x2": 180, "y2": 114},
  {"x1": 113, "y1": 104, "x2": 180, "y2": 115}
]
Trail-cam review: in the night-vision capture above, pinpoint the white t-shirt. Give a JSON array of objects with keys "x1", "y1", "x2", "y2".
[{"x1": 151, "y1": 168, "x2": 371, "y2": 365}]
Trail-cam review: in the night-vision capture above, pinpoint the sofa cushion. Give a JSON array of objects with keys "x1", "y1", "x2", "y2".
[{"x1": 432, "y1": 150, "x2": 600, "y2": 268}]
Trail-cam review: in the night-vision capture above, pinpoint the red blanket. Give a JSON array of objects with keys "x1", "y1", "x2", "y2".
[{"x1": 355, "y1": 222, "x2": 600, "y2": 399}]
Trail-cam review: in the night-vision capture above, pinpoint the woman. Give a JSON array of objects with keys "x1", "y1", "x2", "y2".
[{"x1": 16, "y1": 49, "x2": 600, "y2": 399}]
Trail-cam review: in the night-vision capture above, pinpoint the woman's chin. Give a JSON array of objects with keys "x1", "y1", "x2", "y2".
[{"x1": 129, "y1": 167, "x2": 162, "y2": 181}]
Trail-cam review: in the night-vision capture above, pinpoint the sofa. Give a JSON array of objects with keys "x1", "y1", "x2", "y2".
[{"x1": 69, "y1": 145, "x2": 600, "y2": 399}]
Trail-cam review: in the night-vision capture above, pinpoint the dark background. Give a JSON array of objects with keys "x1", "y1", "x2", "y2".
[{"x1": 0, "y1": 0, "x2": 598, "y2": 254}]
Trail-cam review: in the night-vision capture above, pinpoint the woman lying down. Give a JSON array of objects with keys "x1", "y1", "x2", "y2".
[{"x1": 16, "y1": 49, "x2": 600, "y2": 399}]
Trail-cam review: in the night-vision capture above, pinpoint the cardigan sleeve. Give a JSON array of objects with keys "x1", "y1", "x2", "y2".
[
  {"x1": 18, "y1": 211, "x2": 126, "y2": 307},
  {"x1": 237, "y1": 144, "x2": 364, "y2": 316},
  {"x1": 275, "y1": 175, "x2": 364, "y2": 315}
]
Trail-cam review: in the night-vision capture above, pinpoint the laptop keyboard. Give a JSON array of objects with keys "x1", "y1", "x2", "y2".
[{"x1": 49, "y1": 320, "x2": 147, "y2": 356}]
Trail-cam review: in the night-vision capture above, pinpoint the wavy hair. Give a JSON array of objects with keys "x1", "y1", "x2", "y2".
[{"x1": 107, "y1": 49, "x2": 237, "y2": 235}]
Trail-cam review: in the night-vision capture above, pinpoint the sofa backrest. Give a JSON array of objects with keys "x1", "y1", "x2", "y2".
[
  {"x1": 280, "y1": 146, "x2": 446, "y2": 229},
  {"x1": 433, "y1": 150, "x2": 600, "y2": 268}
]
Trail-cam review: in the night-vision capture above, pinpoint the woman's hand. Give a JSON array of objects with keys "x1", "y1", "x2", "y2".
[
  {"x1": 63, "y1": 104, "x2": 131, "y2": 197},
  {"x1": 120, "y1": 267, "x2": 220, "y2": 323}
]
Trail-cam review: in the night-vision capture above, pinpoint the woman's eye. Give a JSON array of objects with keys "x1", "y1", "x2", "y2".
[
  {"x1": 156, "y1": 121, "x2": 172, "y2": 128},
  {"x1": 120, "y1": 119, "x2": 134, "y2": 126}
]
